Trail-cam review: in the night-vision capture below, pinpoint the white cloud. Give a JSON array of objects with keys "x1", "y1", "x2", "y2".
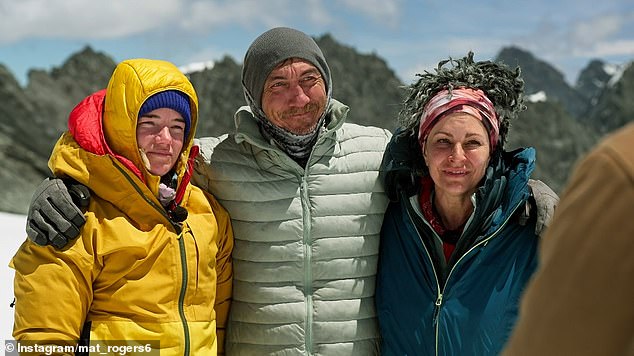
[
  {"x1": 574, "y1": 39, "x2": 634, "y2": 57},
  {"x1": 1, "y1": 0, "x2": 631, "y2": 92},
  {"x1": 515, "y1": 11, "x2": 634, "y2": 60},
  {"x1": 304, "y1": 0, "x2": 334, "y2": 27},
  {"x1": 357, "y1": 33, "x2": 508, "y2": 85},
  {"x1": 182, "y1": 0, "x2": 335, "y2": 31},
  {"x1": 570, "y1": 13, "x2": 625, "y2": 47},
  {"x1": 336, "y1": 0, "x2": 402, "y2": 27},
  {"x1": 568, "y1": 11, "x2": 634, "y2": 58},
  {"x1": 0, "y1": 0, "x2": 342, "y2": 44},
  {"x1": 0, "y1": 0, "x2": 182, "y2": 43},
  {"x1": 0, "y1": 0, "x2": 406, "y2": 45},
  {"x1": 184, "y1": 0, "x2": 288, "y2": 31}
]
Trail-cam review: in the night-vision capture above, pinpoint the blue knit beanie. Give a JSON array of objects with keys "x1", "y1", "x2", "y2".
[{"x1": 139, "y1": 90, "x2": 192, "y2": 138}]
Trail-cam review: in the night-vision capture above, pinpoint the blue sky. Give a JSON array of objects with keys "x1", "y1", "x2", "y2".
[{"x1": 1, "y1": 0, "x2": 633, "y2": 87}]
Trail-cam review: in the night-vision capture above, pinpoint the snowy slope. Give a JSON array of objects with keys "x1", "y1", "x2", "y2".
[{"x1": 1, "y1": 212, "x2": 28, "y2": 343}]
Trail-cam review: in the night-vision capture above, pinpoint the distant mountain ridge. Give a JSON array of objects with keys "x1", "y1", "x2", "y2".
[{"x1": 0, "y1": 37, "x2": 632, "y2": 213}]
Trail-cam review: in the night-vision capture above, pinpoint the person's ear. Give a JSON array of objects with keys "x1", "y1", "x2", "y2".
[{"x1": 421, "y1": 141, "x2": 428, "y2": 164}]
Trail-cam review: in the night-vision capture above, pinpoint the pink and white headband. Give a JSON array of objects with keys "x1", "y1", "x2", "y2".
[{"x1": 417, "y1": 87, "x2": 499, "y2": 151}]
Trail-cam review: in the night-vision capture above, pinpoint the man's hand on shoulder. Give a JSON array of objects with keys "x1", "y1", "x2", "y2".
[
  {"x1": 528, "y1": 179, "x2": 559, "y2": 236},
  {"x1": 26, "y1": 177, "x2": 90, "y2": 249}
]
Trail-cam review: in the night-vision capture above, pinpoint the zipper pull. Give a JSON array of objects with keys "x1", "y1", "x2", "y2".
[{"x1": 432, "y1": 293, "x2": 443, "y2": 326}]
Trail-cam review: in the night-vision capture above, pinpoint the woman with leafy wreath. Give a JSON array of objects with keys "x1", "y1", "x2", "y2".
[{"x1": 376, "y1": 52, "x2": 558, "y2": 356}]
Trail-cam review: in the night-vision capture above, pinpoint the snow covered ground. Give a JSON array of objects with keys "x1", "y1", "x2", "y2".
[{"x1": 1, "y1": 211, "x2": 28, "y2": 343}]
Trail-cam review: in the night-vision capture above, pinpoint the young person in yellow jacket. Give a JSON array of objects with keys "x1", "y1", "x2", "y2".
[{"x1": 10, "y1": 59, "x2": 233, "y2": 356}]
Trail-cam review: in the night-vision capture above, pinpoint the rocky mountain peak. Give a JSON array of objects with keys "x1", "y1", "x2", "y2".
[
  {"x1": 496, "y1": 46, "x2": 588, "y2": 117},
  {"x1": 0, "y1": 39, "x2": 632, "y2": 213}
]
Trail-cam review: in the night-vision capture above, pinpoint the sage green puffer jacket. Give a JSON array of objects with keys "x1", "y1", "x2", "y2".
[{"x1": 193, "y1": 99, "x2": 391, "y2": 355}]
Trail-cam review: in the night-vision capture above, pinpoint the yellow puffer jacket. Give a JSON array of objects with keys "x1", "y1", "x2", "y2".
[{"x1": 11, "y1": 59, "x2": 233, "y2": 356}]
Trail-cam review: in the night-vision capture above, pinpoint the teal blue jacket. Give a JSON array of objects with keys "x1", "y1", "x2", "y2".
[{"x1": 377, "y1": 147, "x2": 540, "y2": 356}]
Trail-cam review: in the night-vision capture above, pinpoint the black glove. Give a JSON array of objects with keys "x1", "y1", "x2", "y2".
[
  {"x1": 26, "y1": 177, "x2": 90, "y2": 249},
  {"x1": 380, "y1": 130, "x2": 424, "y2": 202}
]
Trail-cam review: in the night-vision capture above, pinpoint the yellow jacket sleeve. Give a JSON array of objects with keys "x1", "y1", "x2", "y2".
[{"x1": 11, "y1": 235, "x2": 95, "y2": 347}]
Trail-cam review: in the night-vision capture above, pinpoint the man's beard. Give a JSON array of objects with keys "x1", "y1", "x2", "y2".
[{"x1": 279, "y1": 102, "x2": 325, "y2": 135}]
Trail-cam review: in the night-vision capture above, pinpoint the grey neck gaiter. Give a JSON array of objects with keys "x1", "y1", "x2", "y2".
[{"x1": 257, "y1": 110, "x2": 328, "y2": 166}]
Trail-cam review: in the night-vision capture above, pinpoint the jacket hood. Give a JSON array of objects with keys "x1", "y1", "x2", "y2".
[
  {"x1": 103, "y1": 59, "x2": 199, "y2": 188},
  {"x1": 465, "y1": 147, "x2": 535, "y2": 238},
  {"x1": 63, "y1": 59, "x2": 199, "y2": 200}
]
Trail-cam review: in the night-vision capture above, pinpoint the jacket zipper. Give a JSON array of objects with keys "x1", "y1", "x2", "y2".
[
  {"x1": 298, "y1": 133, "x2": 327, "y2": 356},
  {"x1": 112, "y1": 161, "x2": 191, "y2": 355},
  {"x1": 403, "y1": 202, "x2": 443, "y2": 356},
  {"x1": 177, "y1": 230, "x2": 191, "y2": 356},
  {"x1": 256, "y1": 128, "x2": 328, "y2": 355},
  {"x1": 300, "y1": 177, "x2": 313, "y2": 355},
  {"x1": 406, "y1": 195, "x2": 524, "y2": 356}
]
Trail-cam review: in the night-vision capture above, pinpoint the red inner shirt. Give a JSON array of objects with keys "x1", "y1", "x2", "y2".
[{"x1": 418, "y1": 176, "x2": 466, "y2": 262}]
